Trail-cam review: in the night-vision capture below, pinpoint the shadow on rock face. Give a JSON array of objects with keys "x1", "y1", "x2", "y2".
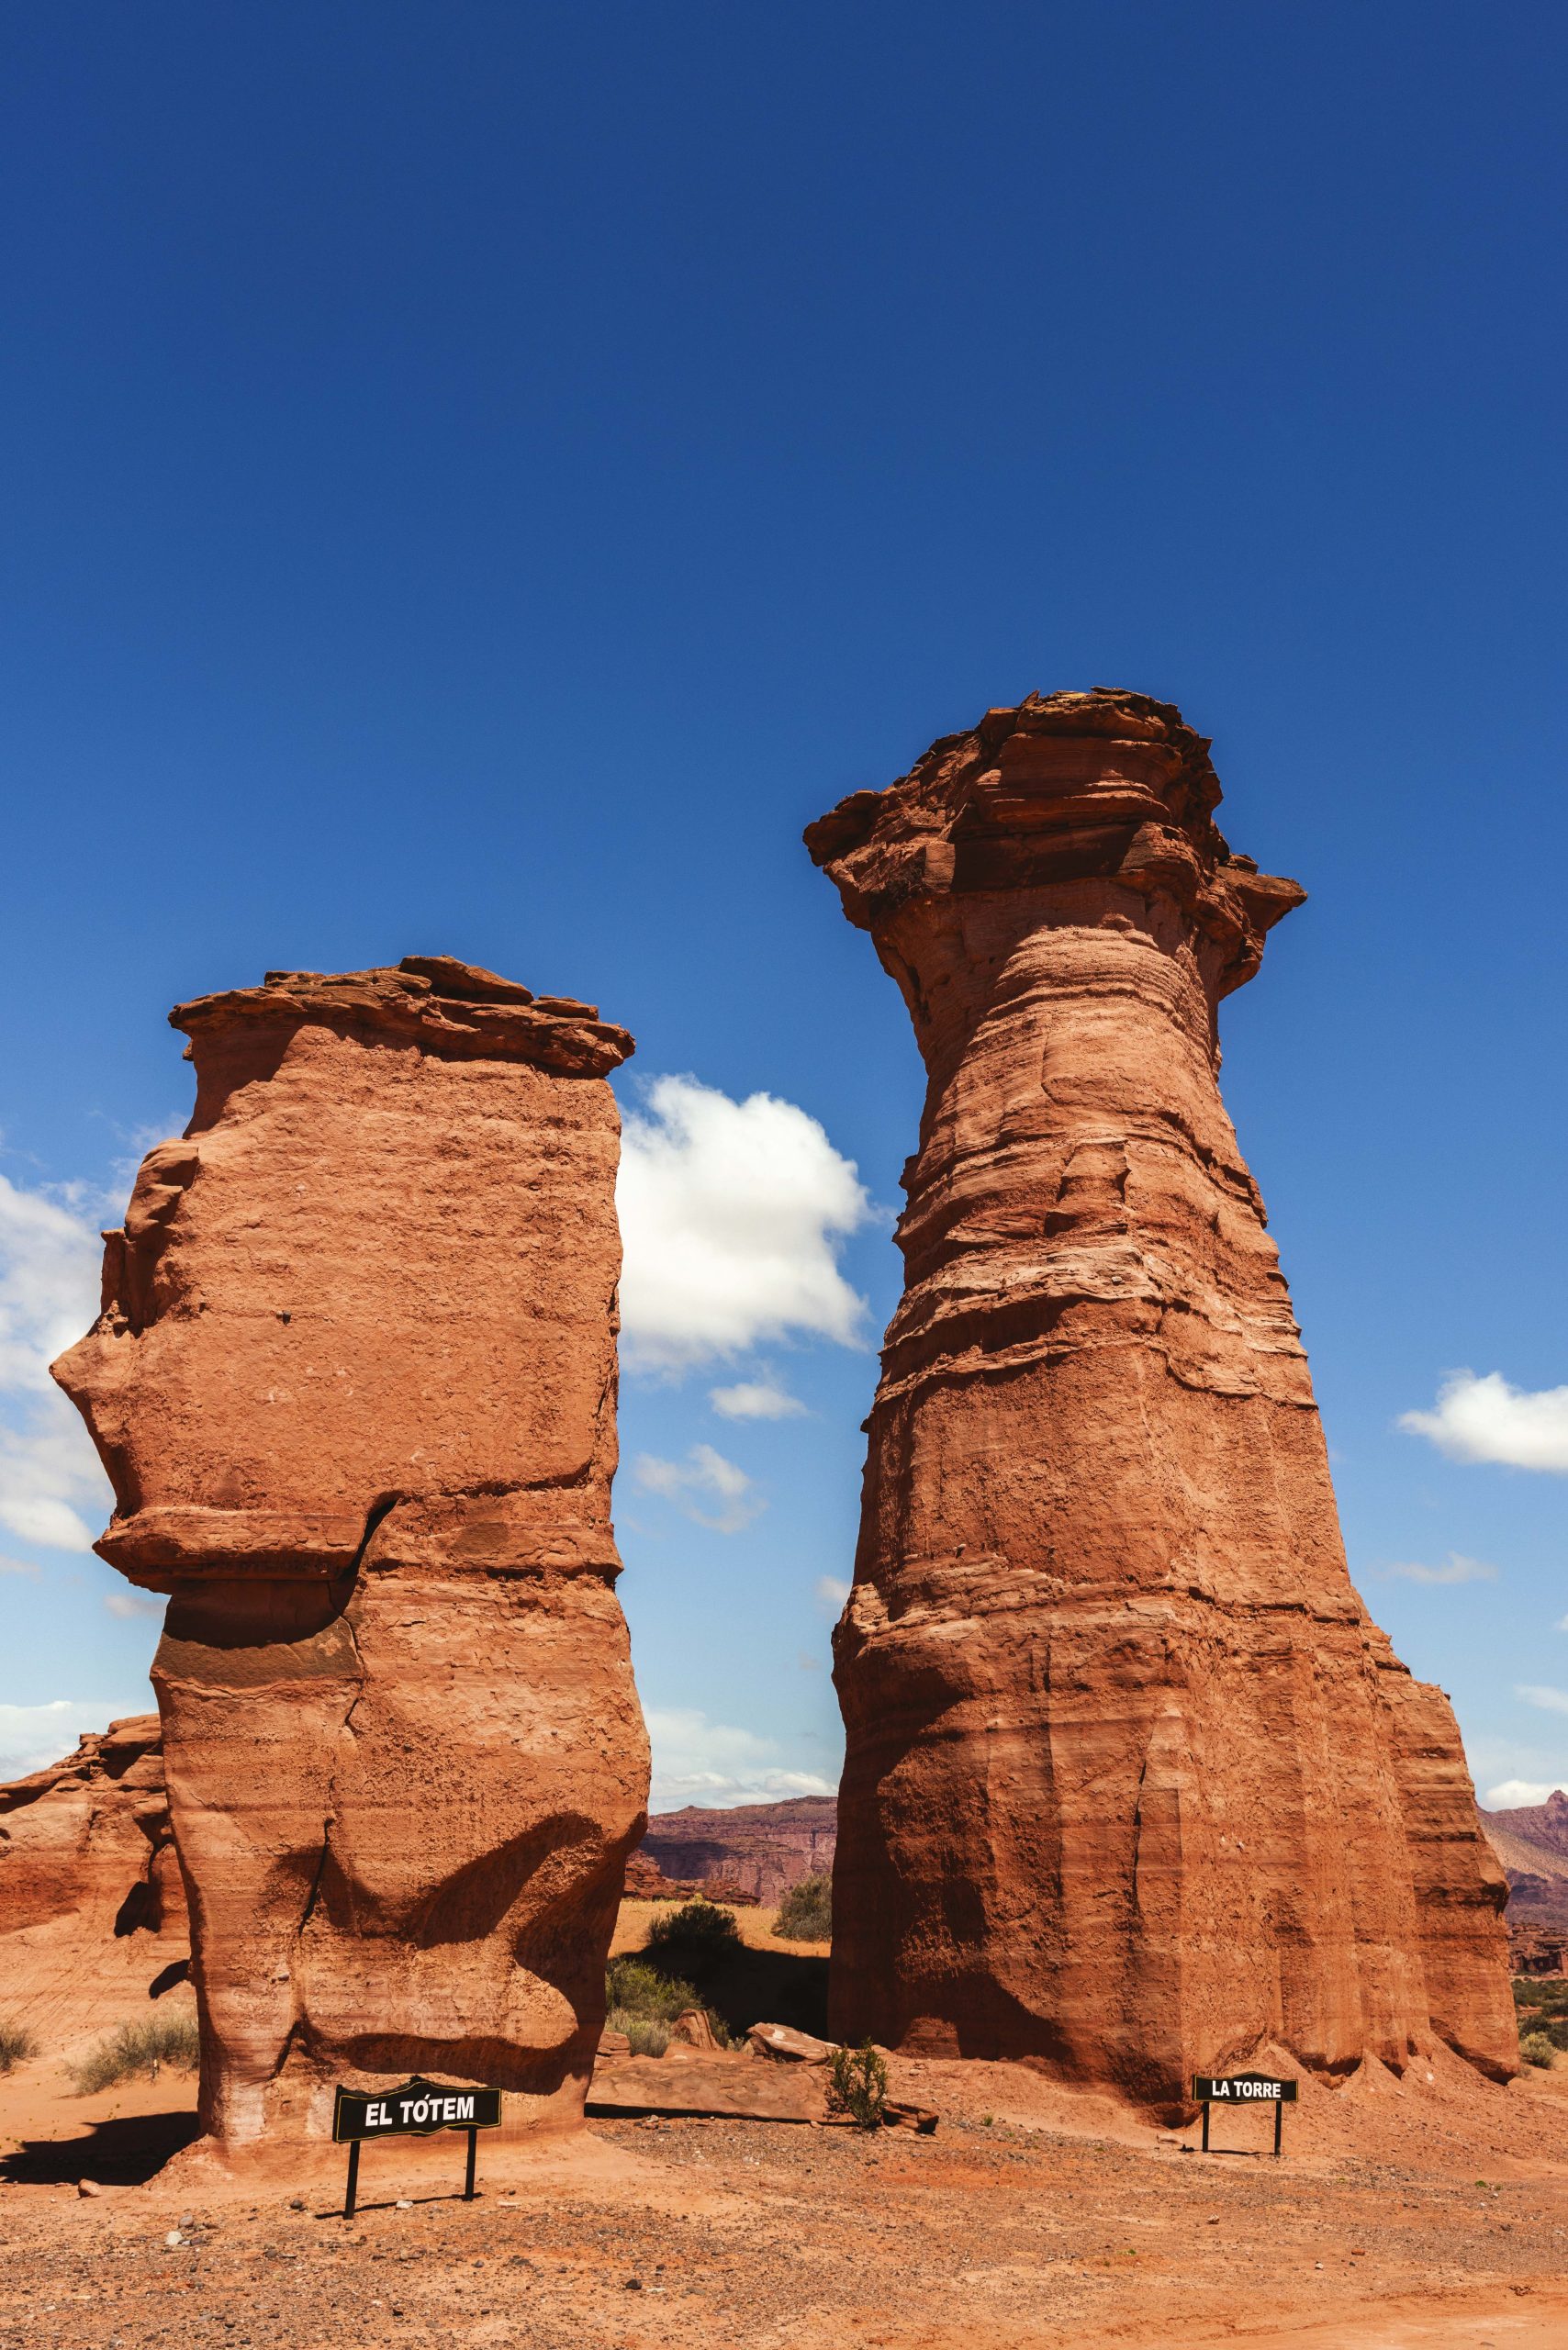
[
  {"x1": 643, "y1": 1932, "x2": 830, "y2": 2041},
  {"x1": 0, "y1": 2108, "x2": 203, "y2": 2187}
]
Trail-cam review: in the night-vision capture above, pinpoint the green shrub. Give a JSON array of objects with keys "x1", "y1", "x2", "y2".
[
  {"x1": 0, "y1": 2023, "x2": 39, "y2": 2075},
  {"x1": 827, "y1": 2039, "x2": 888, "y2": 2131},
  {"x1": 1514, "y1": 1977, "x2": 1568, "y2": 2018},
  {"x1": 644, "y1": 1899, "x2": 741, "y2": 1955},
  {"x1": 605, "y1": 1956, "x2": 700, "y2": 2021},
  {"x1": 1520, "y1": 2031, "x2": 1558, "y2": 2070},
  {"x1": 69, "y1": 2012, "x2": 201, "y2": 2096},
  {"x1": 603, "y1": 1954, "x2": 731, "y2": 2050},
  {"x1": 775, "y1": 1874, "x2": 832, "y2": 1942},
  {"x1": 606, "y1": 2009, "x2": 671, "y2": 2056}
]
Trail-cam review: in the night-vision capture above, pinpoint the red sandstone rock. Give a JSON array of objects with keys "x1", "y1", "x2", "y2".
[
  {"x1": 669, "y1": 2007, "x2": 721, "y2": 2051},
  {"x1": 0, "y1": 1718, "x2": 189, "y2": 2048},
  {"x1": 746, "y1": 2020, "x2": 834, "y2": 2064},
  {"x1": 0, "y1": 1717, "x2": 180, "y2": 1939},
  {"x1": 807, "y1": 689, "x2": 1516, "y2": 2102},
  {"x1": 51, "y1": 957, "x2": 648, "y2": 2151}
]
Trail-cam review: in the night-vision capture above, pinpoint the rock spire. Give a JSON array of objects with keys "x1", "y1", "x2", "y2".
[
  {"x1": 807, "y1": 690, "x2": 1515, "y2": 2102},
  {"x1": 53, "y1": 956, "x2": 648, "y2": 2152}
]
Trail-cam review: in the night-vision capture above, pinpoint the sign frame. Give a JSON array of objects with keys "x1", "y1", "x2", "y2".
[
  {"x1": 330, "y1": 2075, "x2": 504, "y2": 2218},
  {"x1": 1191, "y1": 2072, "x2": 1297, "y2": 2159}
]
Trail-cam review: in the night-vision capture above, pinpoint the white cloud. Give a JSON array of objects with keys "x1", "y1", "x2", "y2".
[
  {"x1": 0, "y1": 1554, "x2": 40, "y2": 1577},
  {"x1": 0, "y1": 1170, "x2": 114, "y2": 1554},
  {"x1": 815, "y1": 1574, "x2": 850, "y2": 1615},
  {"x1": 645, "y1": 1706, "x2": 836, "y2": 1811},
  {"x1": 1400, "y1": 1371, "x2": 1568, "y2": 1472},
  {"x1": 617, "y1": 1075, "x2": 872, "y2": 1373},
  {"x1": 1517, "y1": 1684, "x2": 1568, "y2": 1717},
  {"x1": 709, "y1": 1377, "x2": 808, "y2": 1421},
  {"x1": 0, "y1": 1698, "x2": 130, "y2": 1781},
  {"x1": 1555, "y1": 1616, "x2": 1568, "y2": 1633},
  {"x1": 104, "y1": 1590, "x2": 162, "y2": 1621},
  {"x1": 1383, "y1": 1553, "x2": 1497, "y2": 1586},
  {"x1": 1484, "y1": 1778, "x2": 1568, "y2": 1808},
  {"x1": 633, "y1": 1444, "x2": 765, "y2": 1535}
]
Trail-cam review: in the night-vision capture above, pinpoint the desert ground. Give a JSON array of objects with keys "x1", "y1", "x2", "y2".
[{"x1": 4, "y1": 1901, "x2": 1567, "y2": 2350}]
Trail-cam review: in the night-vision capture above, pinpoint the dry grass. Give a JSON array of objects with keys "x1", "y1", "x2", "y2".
[
  {"x1": 604, "y1": 1953, "x2": 731, "y2": 2052},
  {"x1": 776, "y1": 1873, "x2": 832, "y2": 1942},
  {"x1": 612, "y1": 1897, "x2": 828, "y2": 1958},
  {"x1": 0, "y1": 2023, "x2": 38, "y2": 2076},
  {"x1": 68, "y1": 2013, "x2": 200, "y2": 2096}
]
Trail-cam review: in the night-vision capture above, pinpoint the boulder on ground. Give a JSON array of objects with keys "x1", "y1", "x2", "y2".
[{"x1": 747, "y1": 2020, "x2": 836, "y2": 2065}]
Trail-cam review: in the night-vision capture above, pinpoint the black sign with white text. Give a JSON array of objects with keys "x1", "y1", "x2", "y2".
[
  {"x1": 1192, "y1": 2073, "x2": 1298, "y2": 2104},
  {"x1": 332, "y1": 2075, "x2": 503, "y2": 2143}
]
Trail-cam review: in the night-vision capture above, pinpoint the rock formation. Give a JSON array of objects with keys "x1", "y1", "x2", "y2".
[
  {"x1": 0, "y1": 1715, "x2": 184, "y2": 1942},
  {"x1": 639, "y1": 1797, "x2": 838, "y2": 1906},
  {"x1": 52, "y1": 957, "x2": 649, "y2": 2149},
  {"x1": 622, "y1": 1852, "x2": 758, "y2": 1904},
  {"x1": 0, "y1": 1718, "x2": 189, "y2": 2047},
  {"x1": 807, "y1": 689, "x2": 1515, "y2": 2101}
]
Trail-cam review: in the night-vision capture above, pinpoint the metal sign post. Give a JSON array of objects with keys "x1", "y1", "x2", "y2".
[
  {"x1": 1192, "y1": 2072, "x2": 1297, "y2": 2159},
  {"x1": 332, "y1": 2075, "x2": 504, "y2": 2218}
]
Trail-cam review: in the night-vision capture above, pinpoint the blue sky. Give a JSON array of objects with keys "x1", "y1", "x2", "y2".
[{"x1": 2, "y1": 4, "x2": 1565, "y2": 1804}]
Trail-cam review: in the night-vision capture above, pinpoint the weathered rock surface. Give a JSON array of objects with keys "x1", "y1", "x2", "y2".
[
  {"x1": 0, "y1": 1717, "x2": 189, "y2": 2047},
  {"x1": 51, "y1": 957, "x2": 649, "y2": 2149},
  {"x1": 639, "y1": 1796, "x2": 837, "y2": 1905},
  {"x1": 746, "y1": 2020, "x2": 834, "y2": 2064},
  {"x1": 0, "y1": 1718, "x2": 181, "y2": 1941},
  {"x1": 807, "y1": 689, "x2": 1515, "y2": 2101}
]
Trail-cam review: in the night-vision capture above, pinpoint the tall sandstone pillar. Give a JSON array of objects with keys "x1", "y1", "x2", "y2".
[
  {"x1": 54, "y1": 957, "x2": 649, "y2": 2151},
  {"x1": 807, "y1": 691, "x2": 1514, "y2": 2101}
]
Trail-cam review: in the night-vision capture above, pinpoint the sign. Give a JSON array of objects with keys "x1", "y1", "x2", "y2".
[
  {"x1": 1192, "y1": 2074, "x2": 1298, "y2": 2105},
  {"x1": 333, "y1": 2076, "x2": 503, "y2": 2141},
  {"x1": 331, "y1": 2075, "x2": 503, "y2": 2219},
  {"x1": 1192, "y1": 2072, "x2": 1297, "y2": 2158}
]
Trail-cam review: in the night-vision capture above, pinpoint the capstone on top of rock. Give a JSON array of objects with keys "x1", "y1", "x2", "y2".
[
  {"x1": 805, "y1": 688, "x2": 1305, "y2": 999},
  {"x1": 172, "y1": 954, "x2": 633, "y2": 1078}
]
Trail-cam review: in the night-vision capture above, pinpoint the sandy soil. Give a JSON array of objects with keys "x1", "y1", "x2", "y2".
[{"x1": 5, "y1": 1911, "x2": 1567, "y2": 2348}]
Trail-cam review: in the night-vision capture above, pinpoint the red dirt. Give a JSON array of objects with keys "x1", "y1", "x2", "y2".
[{"x1": 3, "y1": 2030, "x2": 1565, "y2": 2347}]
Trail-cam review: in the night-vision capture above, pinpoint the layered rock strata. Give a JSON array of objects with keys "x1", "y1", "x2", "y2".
[
  {"x1": 0, "y1": 1717, "x2": 190, "y2": 2047},
  {"x1": 640, "y1": 1796, "x2": 838, "y2": 1906},
  {"x1": 0, "y1": 1717, "x2": 182, "y2": 1942},
  {"x1": 53, "y1": 957, "x2": 649, "y2": 2148},
  {"x1": 807, "y1": 690, "x2": 1515, "y2": 2100}
]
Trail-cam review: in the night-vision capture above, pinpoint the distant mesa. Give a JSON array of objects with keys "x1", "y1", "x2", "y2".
[
  {"x1": 1478, "y1": 1794, "x2": 1568, "y2": 1972},
  {"x1": 635, "y1": 1797, "x2": 837, "y2": 1907}
]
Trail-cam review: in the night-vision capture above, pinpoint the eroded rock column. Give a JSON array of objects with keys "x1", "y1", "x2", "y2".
[
  {"x1": 53, "y1": 957, "x2": 649, "y2": 2149},
  {"x1": 807, "y1": 691, "x2": 1514, "y2": 2102}
]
